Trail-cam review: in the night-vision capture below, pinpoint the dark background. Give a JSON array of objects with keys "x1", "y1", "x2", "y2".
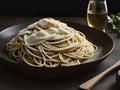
[{"x1": 0, "y1": 0, "x2": 119, "y2": 17}]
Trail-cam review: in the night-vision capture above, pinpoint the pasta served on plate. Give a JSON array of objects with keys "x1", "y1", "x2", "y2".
[{"x1": 6, "y1": 18, "x2": 97, "y2": 67}]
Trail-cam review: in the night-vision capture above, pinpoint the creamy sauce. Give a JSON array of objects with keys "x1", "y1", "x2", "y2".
[{"x1": 21, "y1": 18, "x2": 72, "y2": 45}]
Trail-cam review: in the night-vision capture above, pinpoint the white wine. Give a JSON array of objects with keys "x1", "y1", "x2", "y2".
[{"x1": 87, "y1": 11, "x2": 108, "y2": 30}]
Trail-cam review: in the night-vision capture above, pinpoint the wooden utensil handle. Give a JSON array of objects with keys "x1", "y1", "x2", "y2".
[{"x1": 79, "y1": 60, "x2": 120, "y2": 90}]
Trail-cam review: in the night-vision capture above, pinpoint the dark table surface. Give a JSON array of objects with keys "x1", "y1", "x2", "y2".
[{"x1": 0, "y1": 17, "x2": 120, "y2": 90}]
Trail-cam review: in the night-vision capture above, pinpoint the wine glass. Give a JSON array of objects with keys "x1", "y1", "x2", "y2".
[{"x1": 87, "y1": 0, "x2": 108, "y2": 32}]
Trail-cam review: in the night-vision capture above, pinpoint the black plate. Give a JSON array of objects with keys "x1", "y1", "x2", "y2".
[{"x1": 0, "y1": 22, "x2": 114, "y2": 78}]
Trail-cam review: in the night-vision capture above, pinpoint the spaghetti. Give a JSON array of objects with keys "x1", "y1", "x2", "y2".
[{"x1": 6, "y1": 18, "x2": 97, "y2": 67}]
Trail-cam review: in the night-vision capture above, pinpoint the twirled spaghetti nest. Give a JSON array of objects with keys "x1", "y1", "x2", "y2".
[{"x1": 6, "y1": 18, "x2": 97, "y2": 67}]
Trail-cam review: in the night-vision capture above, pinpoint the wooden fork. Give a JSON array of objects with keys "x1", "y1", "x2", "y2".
[{"x1": 79, "y1": 60, "x2": 120, "y2": 90}]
